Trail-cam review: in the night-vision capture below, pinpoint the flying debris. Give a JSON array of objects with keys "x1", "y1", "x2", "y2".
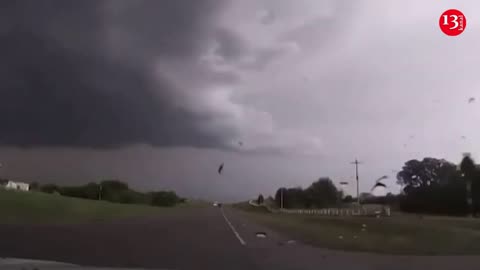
[
  {"x1": 376, "y1": 175, "x2": 388, "y2": 182},
  {"x1": 371, "y1": 175, "x2": 388, "y2": 191},
  {"x1": 468, "y1": 97, "x2": 476, "y2": 104},
  {"x1": 403, "y1": 144, "x2": 407, "y2": 148},
  {"x1": 372, "y1": 182, "x2": 387, "y2": 189},
  {"x1": 340, "y1": 181, "x2": 349, "y2": 186},
  {"x1": 238, "y1": 141, "x2": 243, "y2": 146},
  {"x1": 461, "y1": 136, "x2": 466, "y2": 140},
  {"x1": 218, "y1": 163, "x2": 224, "y2": 174},
  {"x1": 409, "y1": 135, "x2": 415, "y2": 139}
]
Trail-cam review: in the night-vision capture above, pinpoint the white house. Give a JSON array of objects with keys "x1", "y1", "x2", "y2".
[{"x1": 4, "y1": 181, "x2": 29, "y2": 191}]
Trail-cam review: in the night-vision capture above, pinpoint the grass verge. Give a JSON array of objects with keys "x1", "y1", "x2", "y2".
[
  {"x1": 235, "y1": 203, "x2": 480, "y2": 255},
  {"x1": 0, "y1": 189, "x2": 202, "y2": 224}
]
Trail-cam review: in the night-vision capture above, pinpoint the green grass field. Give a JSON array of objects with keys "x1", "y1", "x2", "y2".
[
  {"x1": 235, "y1": 203, "x2": 480, "y2": 255},
  {"x1": 0, "y1": 189, "x2": 202, "y2": 224}
]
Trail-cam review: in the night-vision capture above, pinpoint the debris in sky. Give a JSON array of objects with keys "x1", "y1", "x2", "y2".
[
  {"x1": 218, "y1": 163, "x2": 224, "y2": 174},
  {"x1": 409, "y1": 135, "x2": 415, "y2": 139},
  {"x1": 403, "y1": 144, "x2": 407, "y2": 148},
  {"x1": 468, "y1": 97, "x2": 475, "y2": 103},
  {"x1": 372, "y1": 182, "x2": 387, "y2": 189},
  {"x1": 376, "y1": 175, "x2": 388, "y2": 182},
  {"x1": 238, "y1": 141, "x2": 243, "y2": 146},
  {"x1": 371, "y1": 176, "x2": 388, "y2": 191},
  {"x1": 461, "y1": 136, "x2": 466, "y2": 140},
  {"x1": 340, "y1": 181, "x2": 349, "y2": 186}
]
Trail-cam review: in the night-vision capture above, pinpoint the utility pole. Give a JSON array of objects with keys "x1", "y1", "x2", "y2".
[{"x1": 351, "y1": 159, "x2": 363, "y2": 204}]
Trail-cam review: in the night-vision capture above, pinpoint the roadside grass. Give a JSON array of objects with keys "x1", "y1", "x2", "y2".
[
  {"x1": 235, "y1": 203, "x2": 480, "y2": 255},
  {"x1": 0, "y1": 189, "x2": 202, "y2": 224}
]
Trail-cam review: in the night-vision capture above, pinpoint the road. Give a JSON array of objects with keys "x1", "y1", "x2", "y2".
[{"x1": 0, "y1": 206, "x2": 479, "y2": 270}]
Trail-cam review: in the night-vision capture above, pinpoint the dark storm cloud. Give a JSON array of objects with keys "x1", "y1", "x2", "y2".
[
  {"x1": 213, "y1": 28, "x2": 292, "y2": 71},
  {"x1": 0, "y1": 0, "x2": 228, "y2": 148},
  {"x1": 213, "y1": 28, "x2": 248, "y2": 61}
]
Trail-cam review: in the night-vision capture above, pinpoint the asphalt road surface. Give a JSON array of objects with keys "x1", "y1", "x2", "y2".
[{"x1": 0, "y1": 206, "x2": 479, "y2": 270}]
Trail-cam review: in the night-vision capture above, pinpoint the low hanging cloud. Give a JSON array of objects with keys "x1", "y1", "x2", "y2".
[
  {"x1": 0, "y1": 0, "x2": 232, "y2": 149},
  {"x1": 0, "y1": 0, "x2": 325, "y2": 156}
]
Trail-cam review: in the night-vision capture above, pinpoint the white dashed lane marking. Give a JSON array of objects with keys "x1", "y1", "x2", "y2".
[{"x1": 220, "y1": 208, "x2": 246, "y2": 246}]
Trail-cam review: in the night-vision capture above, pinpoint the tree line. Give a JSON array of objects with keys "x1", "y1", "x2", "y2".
[
  {"x1": 272, "y1": 154, "x2": 480, "y2": 217},
  {"x1": 29, "y1": 180, "x2": 185, "y2": 207},
  {"x1": 394, "y1": 154, "x2": 480, "y2": 216},
  {"x1": 274, "y1": 178, "x2": 342, "y2": 209}
]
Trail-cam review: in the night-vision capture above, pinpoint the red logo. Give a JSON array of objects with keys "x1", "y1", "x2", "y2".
[{"x1": 439, "y1": 9, "x2": 466, "y2": 36}]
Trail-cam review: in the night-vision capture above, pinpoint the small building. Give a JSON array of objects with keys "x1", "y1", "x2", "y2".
[{"x1": 1, "y1": 180, "x2": 29, "y2": 191}]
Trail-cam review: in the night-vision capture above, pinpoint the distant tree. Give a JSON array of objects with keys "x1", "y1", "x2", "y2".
[
  {"x1": 305, "y1": 178, "x2": 339, "y2": 208},
  {"x1": 99, "y1": 180, "x2": 130, "y2": 202},
  {"x1": 274, "y1": 188, "x2": 287, "y2": 208},
  {"x1": 150, "y1": 191, "x2": 181, "y2": 207},
  {"x1": 460, "y1": 154, "x2": 476, "y2": 178},
  {"x1": 396, "y1": 157, "x2": 467, "y2": 215},
  {"x1": 359, "y1": 192, "x2": 373, "y2": 203},
  {"x1": 342, "y1": 195, "x2": 354, "y2": 203},
  {"x1": 100, "y1": 180, "x2": 129, "y2": 191},
  {"x1": 397, "y1": 158, "x2": 458, "y2": 193},
  {"x1": 286, "y1": 187, "x2": 308, "y2": 208},
  {"x1": 40, "y1": 184, "x2": 60, "y2": 194},
  {"x1": 460, "y1": 154, "x2": 476, "y2": 215},
  {"x1": 84, "y1": 182, "x2": 101, "y2": 200},
  {"x1": 257, "y1": 194, "x2": 264, "y2": 204},
  {"x1": 274, "y1": 187, "x2": 306, "y2": 208},
  {"x1": 29, "y1": 182, "x2": 40, "y2": 191}
]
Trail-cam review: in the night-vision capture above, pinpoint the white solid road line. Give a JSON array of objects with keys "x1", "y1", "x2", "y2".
[{"x1": 221, "y1": 208, "x2": 246, "y2": 246}]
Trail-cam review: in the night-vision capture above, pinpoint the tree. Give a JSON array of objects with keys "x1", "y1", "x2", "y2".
[
  {"x1": 397, "y1": 158, "x2": 458, "y2": 193},
  {"x1": 29, "y1": 182, "x2": 40, "y2": 191},
  {"x1": 396, "y1": 157, "x2": 467, "y2": 215},
  {"x1": 274, "y1": 187, "x2": 306, "y2": 209},
  {"x1": 257, "y1": 194, "x2": 264, "y2": 205},
  {"x1": 40, "y1": 184, "x2": 60, "y2": 194},
  {"x1": 342, "y1": 195, "x2": 354, "y2": 203},
  {"x1": 150, "y1": 191, "x2": 181, "y2": 207},
  {"x1": 305, "y1": 178, "x2": 339, "y2": 208},
  {"x1": 460, "y1": 154, "x2": 476, "y2": 215},
  {"x1": 100, "y1": 180, "x2": 130, "y2": 202},
  {"x1": 460, "y1": 154, "x2": 476, "y2": 178},
  {"x1": 100, "y1": 180, "x2": 129, "y2": 191},
  {"x1": 274, "y1": 188, "x2": 287, "y2": 208}
]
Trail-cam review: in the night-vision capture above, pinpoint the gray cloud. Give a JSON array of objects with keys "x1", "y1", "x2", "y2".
[
  {"x1": 213, "y1": 28, "x2": 248, "y2": 61},
  {"x1": 0, "y1": 0, "x2": 230, "y2": 148}
]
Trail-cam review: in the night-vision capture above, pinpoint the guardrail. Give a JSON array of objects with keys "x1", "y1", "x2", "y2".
[
  {"x1": 279, "y1": 206, "x2": 390, "y2": 217},
  {"x1": 248, "y1": 200, "x2": 390, "y2": 217}
]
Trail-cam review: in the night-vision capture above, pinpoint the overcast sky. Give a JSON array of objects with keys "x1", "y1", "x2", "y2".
[{"x1": 0, "y1": 0, "x2": 479, "y2": 201}]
